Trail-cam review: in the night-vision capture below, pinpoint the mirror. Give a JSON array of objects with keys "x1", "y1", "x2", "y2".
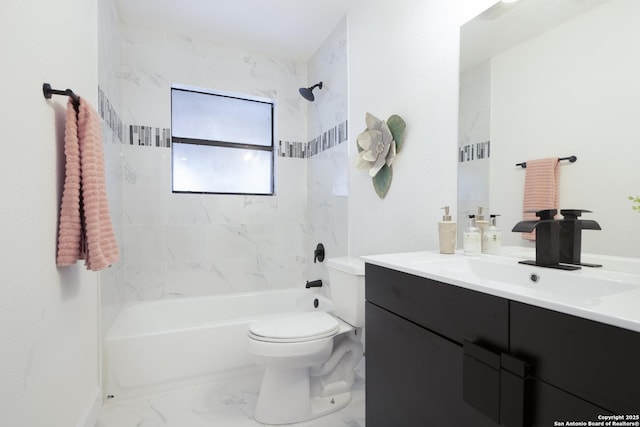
[{"x1": 458, "y1": 0, "x2": 640, "y2": 258}]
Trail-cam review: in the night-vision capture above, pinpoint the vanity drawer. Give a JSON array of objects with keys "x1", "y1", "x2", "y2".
[
  {"x1": 510, "y1": 301, "x2": 640, "y2": 413},
  {"x1": 365, "y1": 263, "x2": 509, "y2": 349}
]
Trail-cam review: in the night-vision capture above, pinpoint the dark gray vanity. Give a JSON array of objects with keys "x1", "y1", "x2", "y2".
[{"x1": 364, "y1": 261, "x2": 640, "y2": 426}]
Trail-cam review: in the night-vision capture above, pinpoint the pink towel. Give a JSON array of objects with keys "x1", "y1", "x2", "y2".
[
  {"x1": 57, "y1": 98, "x2": 120, "y2": 271},
  {"x1": 521, "y1": 157, "x2": 560, "y2": 241}
]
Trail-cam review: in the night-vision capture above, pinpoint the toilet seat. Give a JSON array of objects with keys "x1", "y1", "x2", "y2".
[{"x1": 249, "y1": 311, "x2": 340, "y2": 343}]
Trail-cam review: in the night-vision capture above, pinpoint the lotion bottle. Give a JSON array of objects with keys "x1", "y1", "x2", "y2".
[
  {"x1": 463, "y1": 215, "x2": 481, "y2": 256},
  {"x1": 483, "y1": 214, "x2": 502, "y2": 255},
  {"x1": 438, "y1": 206, "x2": 456, "y2": 254},
  {"x1": 475, "y1": 207, "x2": 489, "y2": 252}
]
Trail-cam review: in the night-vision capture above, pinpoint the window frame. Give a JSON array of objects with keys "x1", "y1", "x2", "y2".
[{"x1": 170, "y1": 85, "x2": 275, "y2": 196}]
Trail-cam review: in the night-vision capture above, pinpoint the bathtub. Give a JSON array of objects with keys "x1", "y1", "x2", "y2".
[{"x1": 103, "y1": 289, "x2": 332, "y2": 399}]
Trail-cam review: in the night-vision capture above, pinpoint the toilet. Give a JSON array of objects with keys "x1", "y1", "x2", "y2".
[{"x1": 247, "y1": 257, "x2": 365, "y2": 425}]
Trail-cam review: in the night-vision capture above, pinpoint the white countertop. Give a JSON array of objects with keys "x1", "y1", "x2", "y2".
[{"x1": 361, "y1": 247, "x2": 640, "y2": 334}]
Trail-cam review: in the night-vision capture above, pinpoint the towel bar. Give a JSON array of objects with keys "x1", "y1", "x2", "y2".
[
  {"x1": 516, "y1": 155, "x2": 576, "y2": 169},
  {"x1": 43, "y1": 83, "x2": 79, "y2": 111}
]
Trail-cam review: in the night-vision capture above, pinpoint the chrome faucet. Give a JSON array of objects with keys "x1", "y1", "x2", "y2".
[{"x1": 512, "y1": 209, "x2": 601, "y2": 270}]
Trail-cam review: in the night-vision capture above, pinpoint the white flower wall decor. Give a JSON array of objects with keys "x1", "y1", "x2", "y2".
[{"x1": 355, "y1": 112, "x2": 406, "y2": 198}]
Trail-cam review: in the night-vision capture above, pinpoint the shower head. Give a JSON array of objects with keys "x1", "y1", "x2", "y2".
[{"x1": 299, "y1": 82, "x2": 323, "y2": 102}]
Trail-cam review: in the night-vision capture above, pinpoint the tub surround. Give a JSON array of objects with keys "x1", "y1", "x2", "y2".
[
  {"x1": 116, "y1": 19, "x2": 350, "y2": 303},
  {"x1": 363, "y1": 249, "x2": 640, "y2": 424}
]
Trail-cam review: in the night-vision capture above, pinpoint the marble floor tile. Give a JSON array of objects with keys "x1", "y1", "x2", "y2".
[{"x1": 97, "y1": 371, "x2": 365, "y2": 427}]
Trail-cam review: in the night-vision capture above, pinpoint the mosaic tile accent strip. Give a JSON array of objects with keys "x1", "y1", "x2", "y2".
[
  {"x1": 128, "y1": 125, "x2": 171, "y2": 147},
  {"x1": 459, "y1": 140, "x2": 490, "y2": 163},
  {"x1": 278, "y1": 120, "x2": 349, "y2": 159},
  {"x1": 278, "y1": 140, "x2": 307, "y2": 158},
  {"x1": 98, "y1": 86, "x2": 124, "y2": 142},
  {"x1": 307, "y1": 120, "x2": 348, "y2": 158},
  {"x1": 121, "y1": 119, "x2": 349, "y2": 156}
]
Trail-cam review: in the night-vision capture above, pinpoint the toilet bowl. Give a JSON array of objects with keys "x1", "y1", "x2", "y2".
[{"x1": 247, "y1": 257, "x2": 365, "y2": 425}]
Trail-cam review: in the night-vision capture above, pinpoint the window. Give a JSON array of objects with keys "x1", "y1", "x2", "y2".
[{"x1": 171, "y1": 86, "x2": 275, "y2": 195}]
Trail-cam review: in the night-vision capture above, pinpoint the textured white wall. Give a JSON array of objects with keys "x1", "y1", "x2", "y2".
[
  {"x1": 347, "y1": 0, "x2": 495, "y2": 256},
  {"x1": 489, "y1": 0, "x2": 640, "y2": 257},
  {"x1": 0, "y1": 0, "x2": 101, "y2": 426}
]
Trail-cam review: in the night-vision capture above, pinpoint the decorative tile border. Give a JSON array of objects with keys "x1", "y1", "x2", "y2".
[
  {"x1": 98, "y1": 86, "x2": 124, "y2": 143},
  {"x1": 96, "y1": 85, "x2": 349, "y2": 158},
  {"x1": 459, "y1": 140, "x2": 490, "y2": 162},
  {"x1": 307, "y1": 120, "x2": 348, "y2": 158},
  {"x1": 114, "y1": 119, "x2": 349, "y2": 158},
  {"x1": 278, "y1": 140, "x2": 307, "y2": 158},
  {"x1": 278, "y1": 120, "x2": 349, "y2": 159},
  {"x1": 128, "y1": 125, "x2": 171, "y2": 147}
]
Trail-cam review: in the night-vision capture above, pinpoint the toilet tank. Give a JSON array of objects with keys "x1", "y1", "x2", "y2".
[{"x1": 327, "y1": 257, "x2": 365, "y2": 327}]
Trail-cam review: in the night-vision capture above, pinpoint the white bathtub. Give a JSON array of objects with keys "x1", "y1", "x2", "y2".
[{"x1": 104, "y1": 289, "x2": 331, "y2": 399}]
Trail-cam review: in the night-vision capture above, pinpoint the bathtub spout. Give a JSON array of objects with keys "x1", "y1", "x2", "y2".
[{"x1": 305, "y1": 279, "x2": 323, "y2": 288}]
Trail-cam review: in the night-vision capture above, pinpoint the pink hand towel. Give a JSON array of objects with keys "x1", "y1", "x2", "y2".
[
  {"x1": 521, "y1": 157, "x2": 560, "y2": 241},
  {"x1": 57, "y1": 97, "x2": 120, "y2": 271},
  {"x1": 57, "y1": 99, "x2": 84, "y2": 265}
]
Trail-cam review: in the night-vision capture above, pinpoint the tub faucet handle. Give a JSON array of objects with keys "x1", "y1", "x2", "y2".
[{"x1": 314, "y1": 243, "x2": 325, "y2": 263}]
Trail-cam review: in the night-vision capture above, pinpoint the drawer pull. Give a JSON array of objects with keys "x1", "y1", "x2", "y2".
[{"x1": 463, "y1": 341, "x2": 530, "y2": 427}]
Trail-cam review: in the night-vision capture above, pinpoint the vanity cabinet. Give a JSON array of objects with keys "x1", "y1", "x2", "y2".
[
  {"x1": 510, "y1": 302, "x2": 640, "y2": 414},
  {"x1": 365, "y1": 264, "x2": 640, "y2": 427}
]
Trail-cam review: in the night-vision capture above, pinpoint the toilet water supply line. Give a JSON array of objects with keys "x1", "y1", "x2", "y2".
[{"x1": 309, "y1": 334, "x2": 364, "y2": 396}]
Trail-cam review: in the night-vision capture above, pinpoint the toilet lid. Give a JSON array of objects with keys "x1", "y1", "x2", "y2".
[{"x1": 249, "y1": 311, "x2": 340, "y2": 343}]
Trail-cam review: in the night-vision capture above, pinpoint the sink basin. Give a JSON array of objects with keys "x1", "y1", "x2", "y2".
[
  {"x1": 418, "y1": 256, "x2": 640, "y2": 302},
  {"x1": 362, "y1": 250, "x2": 640, "y2": 333}
]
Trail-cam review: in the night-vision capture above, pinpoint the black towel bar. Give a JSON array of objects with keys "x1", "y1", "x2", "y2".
[
  {"x1": 516, "y1": 155, "x2": 577, "y2": 169},
  {"x1": 42, "y1": 83, "x2": 80, "y2": 111}
]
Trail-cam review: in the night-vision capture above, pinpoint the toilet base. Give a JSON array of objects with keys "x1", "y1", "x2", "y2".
[
  {"x1": 310, "y1": 391, "x2": 352, "y2": 420},
  {"x1": 253, "y1": 366, "x2": 352, "y2": 425}
]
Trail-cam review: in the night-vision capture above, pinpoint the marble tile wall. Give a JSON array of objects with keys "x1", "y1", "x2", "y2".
[
  {"x1": 122, "y1": 145, "x2": 308, "y2": 299},
  {"x1": 306, "y1": 18, "x2": 349, "y2": 288},
  {"x1": 119, "y1": 23, "x2": 312, "y2": 300},
  {"x1": 96, "y1": 14, "x2": 351, "y2": 303},
  {"x1": 98, "y1": 0, "x2": 126, "y2": 338}
]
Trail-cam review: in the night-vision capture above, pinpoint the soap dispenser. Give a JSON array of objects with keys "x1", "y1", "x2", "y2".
[
  {"x1": 438, "y1": 206, "x2": 456, "y2": 254},
  {"x1": 463, "y1": 215, "x2": 481, "y2": 256},
  {"x1": 483, "y1": 214, "x2": 501, "y2": 255},
  {"x1": 475, "y1": 207, "x2": 489, "y2": 252}
]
